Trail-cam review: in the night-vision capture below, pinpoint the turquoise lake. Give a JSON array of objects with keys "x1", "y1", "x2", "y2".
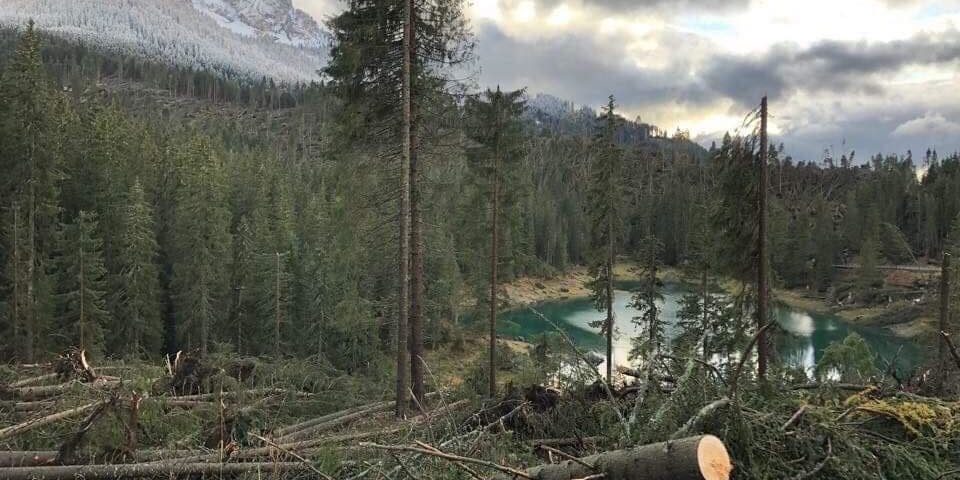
[{"x1": 496, "y1": 283, "x2": 923, "y2": 375}]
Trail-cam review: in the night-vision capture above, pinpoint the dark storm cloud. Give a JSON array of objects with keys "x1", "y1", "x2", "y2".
[
  {"x1": 475, "y1": 22, "x2": 715, "y2": 112},
  {"x1": 703, "y1": 30, "x2": 960, "y2": 107}
]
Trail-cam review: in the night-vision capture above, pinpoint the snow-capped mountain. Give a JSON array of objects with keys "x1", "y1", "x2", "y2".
[
  {"x1": 192, "y1": 0, "x2": 325, "y2": 49},
  {"x1": 0, "y1": 0, "x2": 327, "y2": 83}
]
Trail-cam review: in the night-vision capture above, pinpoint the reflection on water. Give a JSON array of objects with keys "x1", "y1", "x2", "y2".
[{"x1": 496, "y1": 284, "x2": 922, "y2": 375}]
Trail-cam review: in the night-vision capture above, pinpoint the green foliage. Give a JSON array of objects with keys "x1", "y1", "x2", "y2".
[
  {"x1": 56, "y1": 210, "x2": 111, "y2": 355},
  {"x1": 880, "y1": 222, "x2": 915, "y2": 264},
  {"x1": 586, "y1": 96, "x2": 624, "y2": 334},
  {"x1": 815, "y1": 333, "x2": 878, "y2": 382},
  {"x1": 109, "y1": 180, "x2": 162, "y2": 357},
  {"x1": 629, "y1": 235, "x2": 664, "y2": 362},
  {"x1": 170, "y1": 135, "x2": 231, "y2": 356},
  {"x1": 711, "y1": 133, "x2": 759, "y2": 283}
]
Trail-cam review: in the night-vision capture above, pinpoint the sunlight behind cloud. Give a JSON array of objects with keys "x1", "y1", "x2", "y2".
[
  {"x1": 547, "y1": 4, "x2": 573, "y2": 26},
  {"x1": 513, "y1": 1, "x2": 536, "y2": 22},
  {"x1": 471, "y1": 0, "x2": 502, "y2": 21}
]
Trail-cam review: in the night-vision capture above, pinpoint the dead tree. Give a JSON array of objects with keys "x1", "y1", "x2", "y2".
[{"x1": 500, "y1": 435, "x2": 732, "y2": 480}]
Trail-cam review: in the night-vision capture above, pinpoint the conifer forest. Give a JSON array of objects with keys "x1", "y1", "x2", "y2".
[{"x1": 1, "y1": 1, "x2": 960, "y2": 478}]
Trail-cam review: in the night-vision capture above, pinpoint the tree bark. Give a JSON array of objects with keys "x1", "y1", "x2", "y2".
[
  {"x1": 408, "y1": 2, "x2": 426, "y2": 406},
  {"x1": 273, "y1": 400, "x2": 391, "y2": 437},
  {"x1": 396, "y1": 0, "x2": 413, "y2": 418},
  {"x1": 0, "y1": 400, "x2": 105, "y2": 440},
  {"x1": 8, "y1": 372, "x2": 57, "y2": 388},
  {"x1": 489, "y1": 94, "x2": 502, "y2": 398},
  {"x1": 0, "y1": 461, "x2": 312, "y2": 480},
  {"x1": 275, "y1": 251, "x2": 282, "y2": 358},
  {"x1": 606, "y1": 214, "x2": 615, "y2": 385},
  {"x1": 939, "y1": 252, "x2": 952, "y2": 393},
  {"x1": 499, "y1": 435, "x2": 732, "y2": 480},
  {"x1": 757, "y1": 95, "x2": 769, "y2": 383}
]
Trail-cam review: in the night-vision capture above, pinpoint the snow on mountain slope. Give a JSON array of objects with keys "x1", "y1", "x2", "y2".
[
  {"x1": 0, "y1": 0, "x2": 327, "y2": 83},
  {"x1": 192, "y1": 0, "x2": 325, "y2": 49}
]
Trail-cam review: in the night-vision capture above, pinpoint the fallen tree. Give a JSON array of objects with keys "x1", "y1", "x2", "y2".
[
  {"x1": 500, "y1": 435, "x2": 732, "y2": 480},
  {"x1": 0, "y1": 461, "x2": 312, "y2": 480},
  {"x1": 0, "y1": 399, "x2": 108, "y2": 441}
]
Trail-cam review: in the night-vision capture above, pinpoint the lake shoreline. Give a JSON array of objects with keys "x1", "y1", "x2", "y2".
[
  {"x1": 499, "y1": 263, "x2": 698, "y2": 308},
  {"x1": 774, "y1": 288, "x2": 934, "y2": 339},
  {"x1": 499, "y1": 264, "x2": 932, "y2": 339}
]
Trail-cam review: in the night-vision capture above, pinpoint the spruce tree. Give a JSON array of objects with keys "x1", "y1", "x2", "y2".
[
  {"x1": 229, "y1": 215, "x2": 254, "y2": 355},
  {"x1": 629, "y1": 235, "x2": 664, "y2": 363},
  {"x1": 1, "y1": 203, "x2": 30, "y2": 359},
  {"x1": 249, "y1": 173, "x2": 294, "y2": 357},
  {"x1": 326, "y1": 0, "x2": 473, "y2": 412},
  {"x1": 586, "y1": 96, "x2": 624, "y2": 384},
  {"x1": 858, "y1": 209, "x2": 885, "y2": 297},
  {"x1": 57, "y1": 211, "x2": 110, "y2": 355},
  {"x1": 0, "y1": 21, "x2": 64, "y2": 361},
  {"x1": 465, "y1": 86, "x2": 526, "y2": 397},
  {"x1": 110, "y1": 180, "x2": 162, "y2": 357},
  {"x1": 171, "y1": 135, "x2": 231, "y2": 356}
]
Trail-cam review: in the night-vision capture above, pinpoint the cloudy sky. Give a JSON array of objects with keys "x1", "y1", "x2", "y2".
[{"x1": 294, "y1": 0, "x2": 960, "y2": 161}]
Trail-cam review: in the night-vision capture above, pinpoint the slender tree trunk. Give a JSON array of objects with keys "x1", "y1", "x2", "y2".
[
  {"x1": 12, "y1": 204, "x2": 21, "y2": 358},
  {"x1": 26, "y1": 180, "x2": 36, "y2": 363},
  {"x1": 757, "y1": 95, "x2": 769, "y2": 383},
  {"x1": 79, "y1": 243, "x2": 85, "y2": 351},
  {"x1": 275, "y1": 252, "x2": 281, "y2": 358},
  {"x1": 701, "y1": 269, "x2": 709, "y2": 360},
  {"x1": 606, "y1": 214, "x2": 615, "y2": 384},
  {"x1": 488, "y1": 103, "x2": 502, "y2": 398},
  {"x1": 236, "y1": 287, "x2": 243, "y2": 355},
  {"x1": 408, "y1": 5, "x2": 426, "y2": 406},
  {"x1": 939, "y1": 252, "x2": 952, "y2": 393},
  {"x1": 395, "y1": 0, "x2": 413, "y2": 418}
]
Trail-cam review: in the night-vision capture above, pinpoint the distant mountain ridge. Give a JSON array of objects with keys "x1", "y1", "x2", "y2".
[
  {"x1": 0, "y1": 0, "x2": 326, "y2": 83},
  {"x1": 192, "y1": 0, "x2": 326, "y2": 49}
]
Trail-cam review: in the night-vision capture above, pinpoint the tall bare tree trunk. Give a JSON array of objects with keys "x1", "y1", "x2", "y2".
[
  {"x1": 939, "y1": 252, "x2": 952, "y2": 393},
  {"x1": 26, "y1": 178, "x2": 36, "y2": 363},
  {"x1": 79, "y1": 243, "x2": 85, "y2": 350},
  {"x1": 606, "y1": 214, "x2": 615, "y2": 385},
  {"x1": 701, "y1": 269, "x2": 709, "y2": 360},
  {"x1": 275, "y1": 251, "x2": 281, "y2": 358},
  {"x1": 488, "y1": 102, "x2": 502, "y2": 398},
  {"x1": 757, "y1": 95, "x2": 769, "y2": 383},
  {"x1": 395, "y1": 0, "x2": 413, "y2": 419},
  {"x1": 408, "y1": 2, "x2": 426, "y2": 406},
  {"x1": 12, "y1": 203, "x2": 21, "y2": 358}
]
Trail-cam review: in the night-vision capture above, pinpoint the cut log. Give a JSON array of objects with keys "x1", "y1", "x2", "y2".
[
  {"x1": 1, "y1": 400, "x2": 55, "y2": 412},
  {"x1": 0, "y1": 461, "x2": 312, "y2": 480},
  {"x1": 8, "y1": 372, "x2": 59, "y2": 388},
  {"x1": 790, "y1": 383, "x2": 869, "y2": 391},
  {"x1": 273, "y1": 400, "x2": 391, "y2": 437},
  {"x1": 528, "y1": 436, "x2": 603, "y2": 448},
  {"x1": 0, "y1": 451, "x2": 59, "y2": 467},
  {"x1": 5, "y1": 378, "x2": 119, "y2": 401},
  {"x1": 499, "y1": 435, "x2": 732, "y2": 480},
  {"x1": 159, "y1": 387, "x2": 309, "y2": 402},
  {"x1": 0, "y1": 400, "x2": 106, "y2": 441},
  {"x1": 0, "y1": 449, "x2": 200, "y2": 467},
  {"x1": 276, "y1": 402, "x2": 395, "y2": 442},
  {"x1": 275, "y1": 391, "x2": 440, "y2": 443}
]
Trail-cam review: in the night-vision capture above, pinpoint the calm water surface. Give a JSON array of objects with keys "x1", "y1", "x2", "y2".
[{"x1": 496, "y1": 283, "x2": 922, "y2": 374}]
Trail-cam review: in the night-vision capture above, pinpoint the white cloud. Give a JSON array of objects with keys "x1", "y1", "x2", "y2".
[
  {"x1": 892, "y1": 112, "x2": 960, "y2": 137},
  {"x1": 291, "y1": 0, "x2": 960, "y2": 160}
]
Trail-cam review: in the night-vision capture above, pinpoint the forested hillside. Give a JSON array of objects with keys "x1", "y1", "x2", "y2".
[
  {"x1": 0, "y1": 22, "x2": 727, "y2": 363},
  {"x1": 1, "y1": 7, "x2": 960, "y2": 478}
]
